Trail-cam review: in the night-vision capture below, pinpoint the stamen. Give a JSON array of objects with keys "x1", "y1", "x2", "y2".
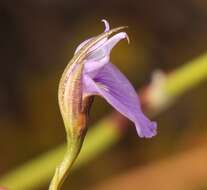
[{"x1": 102, "y1": 19, "x2": 110, "y2": 32}]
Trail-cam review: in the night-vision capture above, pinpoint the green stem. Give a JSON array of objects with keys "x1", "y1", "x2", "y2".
[
  {"x1": 49, "y1": 137, "x2": 82, "y2": 190},
  {"x1": 165, "y1": 54, "x2": 207, "y2": 98}
]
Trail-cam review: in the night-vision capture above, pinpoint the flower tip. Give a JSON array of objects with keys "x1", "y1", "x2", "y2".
[
  {"x1": 125, "y1": 33, "x2": 130, "y2": 44},
  {"x1": 101, "y1": 19, "x2": 110, "y2": 32},
  {"x1": 136, "y1": 121, "x2": 157, "y2": 138},
  {"x1": 118, "y1": 32, "x2": 130, "y2": 44},
  {"x1": 149, "y1": 121, "x2": 157, "y2": 136}
]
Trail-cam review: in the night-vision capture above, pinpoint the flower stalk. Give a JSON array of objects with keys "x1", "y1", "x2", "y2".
[{"x1": 48, "y1": 137, "x2": 82, "y2": 190}]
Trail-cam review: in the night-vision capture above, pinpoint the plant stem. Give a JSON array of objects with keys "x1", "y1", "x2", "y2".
[
  {"x1": 49, "y1": 137, "x2": 82, "y2": 190},
  {"x1": 165, "y1": 54, "x2": 207, "y2": 98}
]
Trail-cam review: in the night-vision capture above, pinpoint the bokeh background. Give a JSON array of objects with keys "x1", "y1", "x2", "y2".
[{"x1": 0, "y1": 0, "x2": 207, "y2": 189}]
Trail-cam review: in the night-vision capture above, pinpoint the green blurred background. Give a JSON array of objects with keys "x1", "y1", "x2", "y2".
[{"x1": 0, "y1": 0, "x2": 207, "y2": 189}]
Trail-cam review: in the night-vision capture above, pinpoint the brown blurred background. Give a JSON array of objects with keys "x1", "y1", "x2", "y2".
[{"x1": 0, "y1": 0, "x2": 207, "y2": 189}]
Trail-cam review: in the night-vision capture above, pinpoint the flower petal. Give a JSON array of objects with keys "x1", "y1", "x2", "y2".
[
  {"x1": 83, "y1": 60, "x2": 107, "y2": 79},
  {"x1": 86, "y1": 32, "x2": 129, "y2": 62},
  {"x1": 83, "y1": 63, "x2": 157, "y2": 138}
]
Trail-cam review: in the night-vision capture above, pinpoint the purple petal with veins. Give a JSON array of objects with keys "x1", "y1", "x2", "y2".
[
  {"x1": 83, "y1": 63, "x2": 157, "y2": 138},
  {"x1": 77, "y1": 20, "x2": 157, "y2": 137}
]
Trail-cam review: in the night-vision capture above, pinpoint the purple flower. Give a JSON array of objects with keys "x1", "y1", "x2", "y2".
[{"x1": 59, "y1": 20, "x2": 157, "y2": 138}]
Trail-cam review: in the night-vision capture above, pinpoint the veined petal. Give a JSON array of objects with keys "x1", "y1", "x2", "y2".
[
  {"x1": 83, "y1": 63, "x2": 157, "y2": 138},
  {"x1": 86, "y1": 32, "x2": 129, "y2": 62},
  {"x1": 83, "y1": 60, "x2": 107, "y2": 78},
  {"x1": 81, "y1": 32, "x2": 129, "y2": 78},
  {"x1": 102, "y1": 32, "x2": 129, "y2": 54}
]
